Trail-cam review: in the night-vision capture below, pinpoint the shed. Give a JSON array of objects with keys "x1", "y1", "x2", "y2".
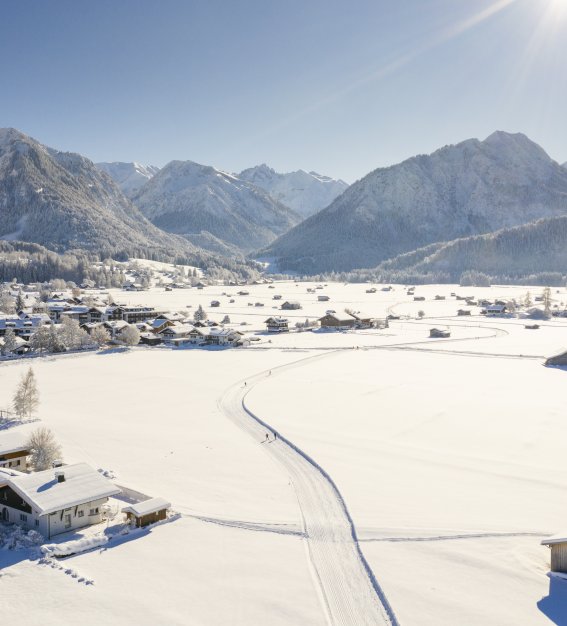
[
  {"x1": 542, "y1": 534, "x2": 567, "y2": 573},
  {"x1": 122, "y1": 497, "x2": 171, "y2": 528},
  {"x1": 429, "y1": 327, "x2": 450, "y2": 338},
  {"x1": 545, "y1": 350, "x2": 567, "y2": 366}
]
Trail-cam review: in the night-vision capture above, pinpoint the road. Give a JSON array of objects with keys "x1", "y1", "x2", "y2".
[{"x1": 218, "y1": 353, "x2": 398, "y2": 626}]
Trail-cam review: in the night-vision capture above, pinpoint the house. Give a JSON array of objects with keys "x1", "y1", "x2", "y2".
[
  {"x1": 0, "y1": 431, "x2": 30, "y2": 470},
  {"x1": 188, "y1": 327, "x2": 209, "y2": 344},
  {"x1": 281, "y1": 301, "x2": 302, "y2": 310},
  {"x1": 0, "y1": 314, "x2": 51, "y2": 339},
  {"x1": 413, "y1": 296, "x2": 425, "y2": 301},
  {"x1": 541, "y1": 534, "x2": 567, "y2": 574},
  {"x1": 429, "y1": 327, "x2": 450, "y2": 338},
  {"x1": 158, "y1": 324, "x2": 194, "y2": 343},
  {"x1": 434, "y1": 295, "x2": 446, "y2": 300},
  {"x1": 0, "y1": 335, "x2": 30, "y2": 356},
  {"x1": 457, "y1": 309, "x2": 472, "y2": 316},
  {"x1": 207, "y1": 328, "x2": 244, "y2": 346},
  {"x1": 139, "y1": 333, "x2": 162, "y2": 346},
  {"x1": 483, "y1": 304, "x2": 506, "y2": 316},
  {"x1": 272, "y1": 295, "x2": 282, "y2": 300},
  {"x1": 317, "y1": 295, "x2": 330, "y2": 302},
  {"x1": 123, "y1": 497, "x2": 171, "y2": 528},
  {"x1": 318, "y1": 313, "x2": 357, "y2": 328},
  {"x1": 110, "y1": 305, "x2": 166, "y2": 324},
  {"x1": 210, "y1": 301, "x2": 220, "y2": 307},
  {"x1": 0, "y1": 463, "x2": 120, "y2": 539},
  {"x1": 366, "y1": 288, "x2": 377, "y2": 293},
  {"x1": 265, "y1": 317, "x2": 289, "y2": 333}
]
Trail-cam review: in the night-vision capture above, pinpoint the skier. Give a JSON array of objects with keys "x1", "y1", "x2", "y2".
[{"x1": 265, "y1": 433, "x2": 270, "y2": 442}]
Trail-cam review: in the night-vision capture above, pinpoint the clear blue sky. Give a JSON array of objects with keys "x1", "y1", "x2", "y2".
[{"x1": 1, "y1": 0, "x2": 566, "y2": 182}]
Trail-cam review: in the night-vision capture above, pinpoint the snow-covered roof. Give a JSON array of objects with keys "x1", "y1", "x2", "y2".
[
  {"x1": 6, "y1": 463, "x2": 121, "y2": 515},
  {"x1": 0, "y1": 430, "x2": 30, "y2": 456},
  {"x1": 541, "y1": 533, "x2": 567, "y2": 546},
  {"x1": 122, "y1": 497, "x2": 171, "y2": 517}
]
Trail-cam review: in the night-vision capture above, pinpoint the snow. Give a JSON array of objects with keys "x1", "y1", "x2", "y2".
[
  {"x1": 7, "y1": 463, "x2": 121, "y2": 515},
  {"x1": 122, "y1": 497, "x2": 170, "y2": 517},
  {"x1": 2, "y1": 280, "x2": 567, "y2": 624},
  {"x1": 0, "y1": 429, "x2": 29, "y2": 455}
]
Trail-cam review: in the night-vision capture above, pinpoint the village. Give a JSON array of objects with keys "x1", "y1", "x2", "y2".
[{"x1": 3, "y1": 275, "x2": 567, "y2": 625}]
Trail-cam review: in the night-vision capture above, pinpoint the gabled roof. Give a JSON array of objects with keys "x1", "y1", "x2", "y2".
[
  {"x1": 122, "y1": 497, "x2": 171, "y2": 517},
  {"x1": 542, "y1": 532, "x2": 567, "y2": 546},
  {"x1": 6, "y1": 463, "x2": 121, "y2": 515},
  {"x1": 0, "y1": 430, "x2": 29, "y2": 456}
]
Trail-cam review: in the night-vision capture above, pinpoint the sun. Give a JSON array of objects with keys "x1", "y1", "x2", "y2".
[{"x1": 547, "y1": 0, "x2": 567, "y2": 19}]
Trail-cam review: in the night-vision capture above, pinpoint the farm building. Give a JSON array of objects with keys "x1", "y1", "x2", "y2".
[
  {"x1": 483, "y1": 304, "x2": 507, "y2": 316},
  {"x1": 429, "y1": 328, "x2": 450, "y2": 338},
  {"x1": 210, "y1": 301, "x2": 220, "y2": 307},
  {"x1": 0, "y1": 463, "x2": 120, "y2": 538},
  {"x1": 318, "y1": 313, "x2": 358, "y2": 329},
  {"x1": 457, "y1": 309, "x2": 472, "y2": 316},
  {"x1": 281, "y1": 301, "x2": 302, "y2": 310},
  {"x1": 123, "y1": 497, "x2": 171, "y2": 528},
  {"x1": 265, "y1": 317, "x2": 289, "y2": 333},
  {"x1": 317, "y1": 295, "x2": 330, "y2": 302},
  {"x1": 0, "y1": 430, "x2": 30, "y2": 470},
  {"x1": 542, "y1": 534, "x2": 567, "y2": 574},
  {"x1": 413, "y1": 296, "x2": 425, "y2": 301},
  {"x1": 545, "y1": 351, "x2": 567, "y2": 366}
]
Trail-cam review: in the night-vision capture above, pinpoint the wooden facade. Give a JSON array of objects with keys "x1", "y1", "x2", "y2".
[
  {"x1": 126, "y1": 508, "x2": 167, "y2": 528},
  {"x1": 542, "y1": 539, "x2": 567, "y2": 574}
]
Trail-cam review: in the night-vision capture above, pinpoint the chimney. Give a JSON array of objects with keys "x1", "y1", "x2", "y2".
[{"x1": 55, "y1": 470, "x2": 65, "y2": 483}]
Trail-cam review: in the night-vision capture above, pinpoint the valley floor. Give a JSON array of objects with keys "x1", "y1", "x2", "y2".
[{"x1": 1, "y1": 281, "x2": 566, "y2": 625}]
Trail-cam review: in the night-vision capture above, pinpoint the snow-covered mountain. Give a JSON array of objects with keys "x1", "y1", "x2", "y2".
[
  {"x1": 131, "y1": 160, "x2": 301, "y2": 252},
  {"x1": 375, "y1": 214, "x2": 567, "y2": 281},
  {"x1": 96, "y1": 161, "x2": 160, "y2": 197},
  {"x1": 238, "y1": 164, "x2": 348, "y2": 219},
  {"x1": 0, "y1": 128, "x2": 236, "y2": 267},
  {"x1": 259, "y1": 132, "x2": 567, "y2": 273}
]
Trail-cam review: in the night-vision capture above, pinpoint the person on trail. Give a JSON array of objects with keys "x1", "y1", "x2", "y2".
[
  {"x1": 265, "y1": 433, "x2": 270, "y2": 442},
  {"x1": 244, "y1": 382, "x2": 247, "y2": 387},
  {"x1": 274, "y1": 432, "x2": 277, "y2": 441}
]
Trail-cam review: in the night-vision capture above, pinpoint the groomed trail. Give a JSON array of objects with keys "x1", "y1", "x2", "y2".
[{"x1": 218, "y1": 352, "x2": 398, "y2": 626}]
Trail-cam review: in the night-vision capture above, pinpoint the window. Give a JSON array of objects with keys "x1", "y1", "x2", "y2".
[
  {"x1": 78, "y1": 510, "x2": 84, "y2": 517},
  {"x1": 20, "y1": 513, "x2": 27, "y2": 522},
  {"x1": 89, "y1": 507, "x2": 99, "y2": 516},
  {"x1": 35, "y1": 520, "x2": 39, "y2": 527}
]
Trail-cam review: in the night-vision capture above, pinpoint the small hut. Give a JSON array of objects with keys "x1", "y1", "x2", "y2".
[
  {"x1": 123, "y1": 497, "x2": 171, "y2": 528},
  {"x1": 429, "y1": 328, "x2": 450, "y2": 338},
  {"x1": 545, "y1": 351, "x2": 567, "y2": 366},
  {"x1": 542, "y1": 534, "x2": 567, "y2": 574}
]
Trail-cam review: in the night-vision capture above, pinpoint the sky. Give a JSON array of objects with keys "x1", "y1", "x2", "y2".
[{"x1": 1, "y1": 0, "x2": 566, "y2": 182}]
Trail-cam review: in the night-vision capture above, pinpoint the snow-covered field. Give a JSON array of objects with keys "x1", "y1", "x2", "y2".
[{"x1": 2, "y1": 281, "x2": 567, "y2": 625}]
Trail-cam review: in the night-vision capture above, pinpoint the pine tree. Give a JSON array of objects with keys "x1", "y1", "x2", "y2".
[
  {"x1": 1, "y1": 328, "x2": 18, "y2": 356},
  {"x1": 194, "y1": 305, "x2": 207, "y2": 321},
  {"x1": 15, "y1": 290, "x2": 25, "y2": 312},
  {"x1": 13, "y1": 367, "x2": 40, "y2": 419}
]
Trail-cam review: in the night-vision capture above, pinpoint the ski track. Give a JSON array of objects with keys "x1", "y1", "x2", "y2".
[{"x1": 218, "y1": 352, "x2": 398, "y2": 626}]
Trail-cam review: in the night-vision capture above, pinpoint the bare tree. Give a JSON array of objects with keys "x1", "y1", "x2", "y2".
[
  {"x1": 13, "y1": 367, "x2": 40, "y2": 419},
  {"x1": 27, "y1": 427, "x2": 62, "y2": 471},
  {"x1": 120, "y1": 324, "x2": 140, "y2": 346},
  {"x1": 90, "y1": 325, "x2": 111, "y2": 347},
  {"x1": 0, "y1": 291, "x2": 15, "y2": 314}
]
